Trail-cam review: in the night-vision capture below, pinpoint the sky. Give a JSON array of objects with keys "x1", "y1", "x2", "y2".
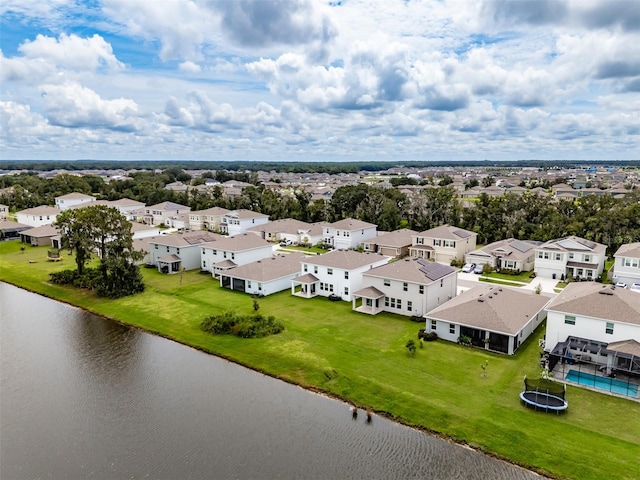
[{"x1": 1, "y1": 0, "x2": 639, "y2": 162}]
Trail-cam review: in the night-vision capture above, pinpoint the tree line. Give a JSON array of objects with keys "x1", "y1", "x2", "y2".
[{"x1": 2, "y1": 170, "x2": 639, "y2": 254}]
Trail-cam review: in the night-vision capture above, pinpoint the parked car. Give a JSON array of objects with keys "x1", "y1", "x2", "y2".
[
  {"x1": 461, "y1": 263, "x2": 475, "y2": 273},
  {"x1": 630, "y1": 283, "x2": 640, "y2": 293},
  {"x1": 473, "y1": 264, "x2": 484, "y2": 274},
  {"x1": 615, "y1": 281, "x2": 627, "y2": 288}
]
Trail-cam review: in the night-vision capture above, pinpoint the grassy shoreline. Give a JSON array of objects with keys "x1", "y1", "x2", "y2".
[{"x1": 2, "y1": 241, "x2": 639, "y2": 480}]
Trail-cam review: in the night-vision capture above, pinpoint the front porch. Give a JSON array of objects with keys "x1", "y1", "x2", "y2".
[
  {"x1": 291, "y1": 273, "x2": 319, "y2": 298},
  {"x1": 157, "y1": 254, "x2": 182, "y2": 274},
  {"x1": 352, "y1": 286, "x2": 385, "y2": 315},
  {"x1": 409, "y1": 245, "x2": 433, "y2": 260}
]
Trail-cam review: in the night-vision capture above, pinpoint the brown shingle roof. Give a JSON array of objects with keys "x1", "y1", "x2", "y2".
[
  {"x1": 426, "y1": 285, "x2": 550, "y2": 335},
  {"x1": 305, "y1": 250, "x2": 387, "y2": 270},
  {"x1": 222, "y1": 253, "x2": 307, "y2": 282},
  {"x1": 149, "y1": 231, "x2": 222, "y2": 247},
  {"x1": 416, "y1": 224, "x2": 476, "y2": 240},
  {"x1": 203, "y1": 233, "x2": 272, "y2": 252},
  {"x1": 370, "y1": 228, "x2": 417, "y2": 248},
  {"x1": 546, "y1": 283, "x2": 640, "y2": 324},
  {"x1": 614, "y1": 242, "x2": 640, "y2": 258},
  {"x1": 329, "y1": 218, "x2": 377, "y2": 231}
]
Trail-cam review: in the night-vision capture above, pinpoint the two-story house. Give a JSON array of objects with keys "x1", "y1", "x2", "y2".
[
  {"x1": 465, "y1": 238, "x2": 539, "y2": 272},
  {"x1": 0, "y1": 204, "x2": 9, "y2": 220},
  {"x1": 188, "y1": 206, "x2": 230, "y2": 231},
  {"x1": 201, "y1": 233, "x2": 274, "y2": 277},
  {"x1": 613, "y1": 243, "x2": 640, "y2": 287},
  {"x1": 148, "y1": 231, "x2": 222, "y2": 273},
  {"x1": 534, "y1": 236, "x2": 606, "y2": 280},
  {"x1": 409, "y1": 225, "x2": 477, "y2": 264},
  {"x1": 247, "y1": 218, "x2": 317, "y2": 244},
  {"x1": 544, "y1": 283, "x2": 640, "y2": 392},
  {"x1": 291, "y1": 250, "x2": 388, "y2": 301},
  {"x1": 143, "y1": 202, "x2": 191, "y2": 226},
  {"x1": 323, "y1": 218, "x2": 377, "y2": 250},
  {"x1": 220, "y1": 210, "x2": 269, "y2": 236},
  {"x1": 15, "y1": 206, "x2": 61, "y2": 227},
  {"x1": 54, "y1": 192, "x2": 96, "y2": 210},
  {"x1": 352, "y1": 257, "x2": 457, "y2": 316}
]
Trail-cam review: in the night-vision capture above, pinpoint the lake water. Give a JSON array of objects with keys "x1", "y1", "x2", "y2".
[{"x1": 0, "y1": 282, "x2": 542, "y2": 479}]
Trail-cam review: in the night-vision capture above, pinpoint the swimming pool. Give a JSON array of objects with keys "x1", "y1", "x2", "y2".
[{"x1": 565, "y1": 370, "x2": 638, "y2": 397}]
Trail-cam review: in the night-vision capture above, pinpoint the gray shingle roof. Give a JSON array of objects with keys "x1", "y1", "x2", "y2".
[
  {"x1": 614, "y1": 242, "x2": 640, "y2": 258},
  {"x1": 365, "y1": 257, "x2": 456, "y2": 284},
  {"x1": 222, "y1": 253, "x2": 307, "y2": 282},
  {"x1": 305, "y1": 250, "x2": 387, "y2": 270},
  {"x1": 416, "y1": 224, "x2": 477, "y2": 240}
]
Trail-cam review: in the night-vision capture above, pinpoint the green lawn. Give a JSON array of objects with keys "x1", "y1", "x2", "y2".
[
  {"x1": 484, "y1": 270, "x2": 535, "y2": 283},
  {"x1": 479, "y1": 277, "x2": 525, "y2": 287},
  {"x1": 1, "y1": 241, "x2": 639, "y2": 480}
]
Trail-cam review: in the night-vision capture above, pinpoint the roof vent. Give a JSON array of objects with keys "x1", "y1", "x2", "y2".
[
  {"x1": 598, "y1": 288, "x2": 614, "y2": 296},
  {"x1": 488, "y1": 295, "x2": 493, "y2": 299},
  {"x1": 478, "y1": 298, "x2": 485, "y2": 302}
]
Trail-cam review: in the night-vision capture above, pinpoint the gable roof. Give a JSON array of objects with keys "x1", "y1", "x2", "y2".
[
  {"x1": 416, "y1": 225, "x2": 477, "y2": 240},
  {"x1": 607, "y1": 339, "x2": 640, "y2": 357},
  {"x1": 426, "y1": 285, "x2": 550, "y2": 335},
  {"x1": 203, "y1": 233, "x2": 272, "y2": 252},
  {"x1": 20, "y1": 224, "x2": 59, "y2": 237},
  {"x1": 146, "y1": 201, "x2": 190, "y2": 211},
  {"x1": 56, "y1": 192, "x2": 95, "y2": 200},
  {"x1": 190, "y1": 206, "x2": 230, "y2": 216},
  {"x1": 537, "y1": 236, "x2": 606, "y2": 254},
  {"x1": 222, "y1": 253, "x2": 307, "y2": 282},
  {"x1": 305, "y1": 249, "x2": 387, "y2": 270},
  {"x1": 370, "y1": 228, "x2": 418, "y2": 248},
  {"x1": 365, "y1": 257, "x2": 456, "y2": 284},
  {"x1": 16, "y1": 206, "x2": 60, "y2": 216},
  {"x1": 469, "y1": 238, "x2": 539, "y2": 261},
  {"x1": 247, "y1": 218, "x2": 313, "y2": 235},
  {"x1": 149, "y1": 231, "x2": 222, "y2": 247},
  {"x1": 328, "y1": 218, "x2": 377, "y2": 231},
  {"x1": 614, "y1": 242, "x2": 640, "y2": 258},
  {"x1": 546, "y1": 283, "x2": 640, "y2": 325},
  {"x1": 224, "y1": 209, "x2": 268, "y2": 220}
]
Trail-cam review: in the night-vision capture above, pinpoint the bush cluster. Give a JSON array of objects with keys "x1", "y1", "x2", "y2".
[
  {"x1": 49, "y1": 268, "x2": 101, "y2": 289},
  {"x1": 49, "y1": 267, "x2": 144, "y2": 298},
  {"x1": 201, "y1": 312, "x2": 284, "y2": 338},
  {"x1": 418, "y1": 329, "x2": 438, "y2": 341}
]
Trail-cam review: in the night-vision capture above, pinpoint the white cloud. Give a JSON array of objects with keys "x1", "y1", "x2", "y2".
[{"x1": 178, "y1": 61, "x2": 201, "y2": 73}]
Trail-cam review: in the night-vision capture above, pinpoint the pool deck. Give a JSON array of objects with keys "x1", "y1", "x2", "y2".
[{"x1": 551, "y1": 362, "x2": 640, "y2": 401}]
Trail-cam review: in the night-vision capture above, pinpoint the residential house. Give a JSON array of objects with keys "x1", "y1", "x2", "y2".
[
  {"x1": 0, "y1": 204, "x2": 9, "y2": 220},
  {"x1": 291, "y1": 250, "x2": 388, "y2": 301},
  {"x1": 148, "y1": 231, "x2": 222, "y2": 273},
  {"x1": 352, "y1": 257, "x2": 457, "y2": 317},
  {"x1": 15, "y1": 206, "x2": 60, "y2": 227},
  {"x1": 143, "y1": 201, "x2": 191, "y2": 226},
  {"x1": 109, "y1": 198, "x2": 146, "y2": 215},
  {"x1": 544, "y1": 283, "x2": 640, "y2": 381},
  {"x1": 247, "y1": 218, "x2": 316, "y2": 244},
  {"x1": 613, "y1": 243, "x2": 640, "y2": 286},
  {"x1": 323, "y1": 218, "x2": 377, "y2": 250},
  {"x1": 201, "y1": 233, "x2": 274, "y2": 277},
  {"x1": 20, "y1": 224, "x2": 59, "y2": 246},
  {"x1": 54, "y1": 192, "x2": 96, "y2": 210},
  {"x1": 130, "y1": 222, "x2": 162, "y2": 240},
  {"x1": 0, "y1": 220, "x2": 30, "y2": 240},
  {"x1": 534, "y1": 236, "x2": 606, "y2": 280},
  {"x1": 425, "y1": 285, "x2": 549, "y2": 355},
  {"x1": 362, "y1": 229, "x2": 417, "y2": 257},
  {"x1": 409, "y1": 225, "x2": 477, "y2": 264},
  {"x1": 188, "y1": 207, "x2": 230, "y2": 231},
  {"x1": 219, "y1": 253, "x2": 308, "y2": 296},
  {"x1": 465, "y1": 238, "x2": 539, "y2": 272},
  {"x1": 220, "y1": 209, "x2": 269, "y2": 236}
]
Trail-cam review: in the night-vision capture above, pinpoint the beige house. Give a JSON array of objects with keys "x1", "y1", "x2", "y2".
[
  {"x1": 465, "y1": 238, "x2": 539, "y2": 272},
  {"x1": 410, "y1": 225, "x2": 477, "y2": 264},
  {"x1": 188, "y1": 207, "x2": 230, "y2": 231},
  {"x1": 362, "y1": 228, "x2": 417, "y2": 257}
]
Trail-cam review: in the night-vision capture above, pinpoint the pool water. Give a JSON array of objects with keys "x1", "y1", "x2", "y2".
[{"x1": 565, "y1": 370, "x2": 638, "y2": 397}]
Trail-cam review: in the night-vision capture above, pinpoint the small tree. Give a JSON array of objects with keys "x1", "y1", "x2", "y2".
[
  {"x1": 535, "y1": 283, "x2": 542, "y2": 294},
  {"x1": 20, "y1": 245, "x2": 25, "y2": 254},
  {"x1": 481, "y1": 360, "x2": 489, "y2": 378},
  {"x1": 252, "y1": 297, "x2": 260, "y2": 312},
  {"x1": 406, "y1": 339, "x2": 416, "y2": 356}
]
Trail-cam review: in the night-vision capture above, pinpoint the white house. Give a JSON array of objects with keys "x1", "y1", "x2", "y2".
[
  {"x1": 220, "y1": 209, "x2": 269, "y2": 236},
  {"x1": 201, "y1": 233, "x2": 274, "y2": 277},
  {"x1": 323, "y1": 218, "x2": 377, "y2": 250},
  {"x1": 544, "y1": 283, "x2": 640, "y2": 379},
  {"x1": 534, "y1": 236, "x2": 606, "y2": 280},
  {"x1": 130, "y1": 222, "x2": 162, "y2": 240},
  {"x1": 425, "y1": 285, "x2": 550, "y2": 355},
  {"x1": 291, "y1": 250, "x2": 389, "y2": 301},
  {"x1": 465, "y1": 238, "x2": 539, "y2": 272},
  {"x1": 219, "y1": 253, "x2": 308, "y2": 296},
  {"x1": 613, "y1": 243, "x2": 640, "y2": 286},
  {"x1": 352, "y1": 257, "x2": 457, "y2": 317},
  {"x1": 0, "y1": 204, "x2": 9, "y2": 220},
  {"x1": 188, "y1": 206, "x2": 230, "y2": 231},
  {"x1": 143, "y1": 201, "x2": 191, "y2": 226},
  {"x1": 409, "y1": 225, "x2": 477, "y2": 264},
  {"x1": 247, "y1": 218, "x2": 316, "y2": 244},
  {"x1": 54, "y1": 192, "x2": 96, "y2": 210},
  {"x1": 108, "y1": 198, "x2": 145, "y2": 214},
  {"x1": 15, "y1": 206, "x2": 60, "y2": 227},
  {"x1": 148, "y1": 231, "x2": 222, "y2": 273}
]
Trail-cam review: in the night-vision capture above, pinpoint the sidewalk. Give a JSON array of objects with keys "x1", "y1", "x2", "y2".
[{"x1": 457, "y1": 270, "x2": 559, "y2": 295}]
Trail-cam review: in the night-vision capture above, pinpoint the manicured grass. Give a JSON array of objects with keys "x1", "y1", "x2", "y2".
[
  {"x1": 479, "y1": 277, "x2": 525, "y2": 287},
  {"x1": 2, "y1": 241, "x2": 639, "y2": 480},
  {"x1": 278, "y1": 244, "x2": 328, "y2": 254},
  {"x1": 484, "y1": 270, "x2": 535, "y2": 283}
]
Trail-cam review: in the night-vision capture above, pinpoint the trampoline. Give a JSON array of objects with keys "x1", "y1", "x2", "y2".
[{"x1": 520, "y1": 376, "x2": 568, "y2": 413}]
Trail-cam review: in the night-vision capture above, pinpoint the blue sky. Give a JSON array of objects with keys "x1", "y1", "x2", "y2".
[{"x1": 1, "y1": 0, "x2": 639, "y2": 161}]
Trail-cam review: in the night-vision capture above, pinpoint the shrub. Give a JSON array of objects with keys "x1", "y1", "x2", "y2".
[
  {"x1": 410, "y1": 315, "x2": 424, "y2": 323},
  {"x1": 201, "y1": 312, "x2": 284, "y2": 338}
]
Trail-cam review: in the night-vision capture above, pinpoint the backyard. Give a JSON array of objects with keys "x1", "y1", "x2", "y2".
[{"x1": 1, "y1": 241, "x2": 639, "y2": 480}]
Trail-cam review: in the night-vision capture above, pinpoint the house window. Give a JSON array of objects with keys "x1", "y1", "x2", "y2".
[
  {"x1": 384, "y1": 279, "x2": 391, "y2": 286},
  {"x1": 329, "y1": 284, "x2": 334, "y2": 292},
  {"x1": 568, "y1": 253, "x2": 574, "y2": 260},
  {"x1": 449, "y1": 323, "x2": 455, "y2": 334},
  {"x1": 224, "y1": 252, "x2": 227, "y2": 258},
  {"x1": 403, "y1": 282, "x2": 408, "y2": 292},
  {"x1": 564, "y1": 315, "x2": 576, "y2": 325},
  {"x1": 385, "y1": 296, "x2": 389, "y2": 307},
  {"x1": 247, "y1": 281, "x2": 252, "y2": 288},
  {"x1": 304, "y1": 264, "x2": 308, "y2": 272},
  {"x1": 344, "y1": 271, "x2": 349, "y2": 279},
  {"x1": 606, "y1": 322, "x2": 614, "y2": 335},
  {"x1": 419, "y1": 285, "x2": 424, "y2": 294},
  {"x1": 431, "y1": 320, "x2": 436, "y2": 330},
  {"x1": 176, "y1": 248, "x2": 180, "y2": 254},
  {"x1": 166, "y1": 247, "x2": 170, "y2": 252},
  {"x1": 584, "y1": 254, "x2": 591, "y2": 263},
  {"x1": 314, "y1": 266, "x2": 318, "y2": 274},
  {"x1": 434, "y1": 239, "x2": 441, "y2": 246},
  {"x1": 543, "y1": 252, "x2": 549, "y2": 259},
  {"x1": 407, "y1": 301, "x2": 412, "y2": 312},
  {"x1": 258, "y1": 283, "x2": 262, "y2": 290},
  {"x1": 202, "y1": 261, "x2": 206, "y2": 268},
  {"x1": 397, "y1": 299, "x2": 402, "y2": 309},
  {"x1": 155, "y1": 245, "x2": 158, "y2": 249},
  {"x1": 554, "y1": 253, "x2": 561, "y2": 261},
  {"x1": 537, "y1": 251, "x2": 543, "y2": 259},
  {"x1": 440, "y1": 279, "x2": 444, "y2": 287},
  {"x1": 344, "y1": 287, "x2": 349, "y2": 295},
  {"x1": 327, "y1": 268, "x2": 333, "y2": 275},
  {"x1": 212, "y1": 249, "x2": 217, "y2": 255},
  {"x1": 231, "y1": 253, "x2": 235, "y2": 260}
]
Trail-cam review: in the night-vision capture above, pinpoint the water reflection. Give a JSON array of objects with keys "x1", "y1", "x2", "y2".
[{"x1": 1, "y1": 282, "x2": 542, "y2": 479}]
